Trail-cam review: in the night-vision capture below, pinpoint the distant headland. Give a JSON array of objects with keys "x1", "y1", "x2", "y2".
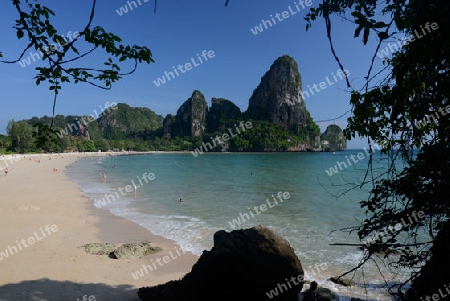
[{"x1": 3, "y1": 55, "x2": 347, "y2": 154}]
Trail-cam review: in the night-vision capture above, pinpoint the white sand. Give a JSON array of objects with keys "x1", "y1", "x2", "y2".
[{"x1": 0, "y1": 153, "x2": 198, "y2": 301}]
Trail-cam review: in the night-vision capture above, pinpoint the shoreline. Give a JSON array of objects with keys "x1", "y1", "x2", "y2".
[
  {"x1": 0, "y1": 152, "x2": 198, "y2": 301},
  {"x1": 0, "y1": 148, "x2": 345, "y2": 163},
  {"x1": 0, "y1": 152, "x2": 395, "y2": 301}
]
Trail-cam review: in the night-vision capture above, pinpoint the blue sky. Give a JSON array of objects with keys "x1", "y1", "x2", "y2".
[{"x1": 0, "y1": 0, "x2": 391, "y2": 148}]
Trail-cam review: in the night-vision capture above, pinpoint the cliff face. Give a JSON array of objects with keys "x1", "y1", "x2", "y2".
[
  {"x1": 175, "y1": 90, "x2": 208, "y2": 137},
  {"x1": 76, "y1": 123, "x2": 91, "y2": 140},
  {"x1": 162, "y1": 114, "x2": 175, "y2": 138},
  {"x1": 247, "y1": 55, "x2": 308, "y2": 129},
  {"x1": 207, "y1": 98, "x2": 242, "y2": 132},
  {"x1": 320, "y1": 124, "x2": 347, "y2": 151}
]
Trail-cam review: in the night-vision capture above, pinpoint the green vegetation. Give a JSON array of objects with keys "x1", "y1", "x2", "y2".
[
  {"x1": 206, "y1": 119, "x2": 320, "y2": 152},
  {"x1": 0, "y1": 134, "x2": 12, "y2": 154},
  {"x1": 207, "y1": 98, "x2": 242, "y2": 133},
  {"x1": 320, "y1": 124, "x2": 347, "y2": 151},
  {"x1": 1, "y1": 0, "x2": 447, "y2": 298},
  {"x1": 7, "y1": 120, "x2": 35, "y2": 153},
  {"x1": 0, "y1": 0, "x2": 153, "y2": 117},
  {"x1": 4, "y1": 98, "x2": 326, "y2": 154},
  {"x1": 98, "y1": 103, "x2": 163, "y2": 140},
  {"x1": 307, "y1": 0, "x2": 449, "y2": 297}
]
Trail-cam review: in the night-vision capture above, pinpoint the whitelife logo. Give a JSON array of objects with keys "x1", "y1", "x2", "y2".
[
  {"x1": 93, "y1": 172, "x2": 155, "y2": 208},
  {"x1": 153, "y1": 50, "x2": 215, "y2": 87},
  {"x1": 300, "y1": 69, "x2": 350, "y2": 99},
  {"x1": 0, "y1": 224, "x2": 58, "y2": 261},
  {"x1": 56, "y1": 102, "x2": 118, "y2": 139},
  {"x1": 363, "y1": 210, "x2": 426, "y2": 246},
  {"x1": 131, "y1": 244, "x2": 193, "y2": 279},
  {"x1": 250, "y1": 0, "x2": 313, "y2": 35},
  {"x1": 413, "y1": 105, "x2": 450, "y2": 129},
  {"x1": 115, "y1": 0, "x2": 150, "y2": 16},
  {"x1": 419, "y1": 283, "x2": 450, "y2": 301},
  {"x1": 18, "y1": 31, "x2": 80, "y2": 68},
  {"x1": 228, "y1": 192, "x2": 291, "y2": 229},
  {"x1": 191, "y1": 121, "x2": 253, "y2": 157},
  {"x1": 265, "y1": 263, "x2": 328, "y2": 299},
  {"x1": 377, "y1": 22, "x2": 439, "y2": 58},
  {"x1": 325, "y1": 143, "x2": 385, "y2": 177}
]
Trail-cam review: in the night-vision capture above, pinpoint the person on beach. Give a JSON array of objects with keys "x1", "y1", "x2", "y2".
[
  {"x1": 102, "y1": 172, "x2": 106, "y2": 182},
  {"x1": 4, "y1": 168, "x2": 8, "y2": 176},
  {"x1": 303, "y1": 281, "x2": 317, "y2": 301}
]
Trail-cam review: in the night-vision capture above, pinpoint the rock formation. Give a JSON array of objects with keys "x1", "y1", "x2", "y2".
[
  {"x1": 175, "y1": 90, "x2": 208, "y2": 137},
  {"x1": 113, "y1": 242, "x2": 161, "y2": 259},
  {"x1": 320, "y1": 124, "x2": 347, "y2": 151},
  {"x1": 74, "y1": 121, "x2": 91, "y2": 140},
  {"x1": 137, "y1": 225, "x2": 304, "y2": 301},
  {"x1": 18, "y1": 54, "x2": 347, "y2": 152},
  {"x1": 162, "y1": 114, "x2": 175, "y2": 138},
  {"x1": 79, "y1": 242, "x2": 161, "y2": 259},
  {"x1": 79, "y1": 243, "x2": 116, "y2": 255},
  {"x1": 316, "y1": 287, "x2": 336, "y2": 301},
  {"x1": 299, "y1": 284, "x2": 336, "y2": 301},
  {"x1": 207, "y1": 97, "x2": 242, "y2": 132},
  {"x1": 246, "y1": 55, "x2": 309, "y2": 129}
]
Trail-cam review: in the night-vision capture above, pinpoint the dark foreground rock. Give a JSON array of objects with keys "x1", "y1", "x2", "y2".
[
  {"x1": 300, "y1": 286, "x2": 335, "y2": 301},
  {"x1": 408, "y1": 220, "x2": 450, "y2": 300},
  {"x1": 137, "y1": 225, "x2": 304, "y2": 301},
  {"x1": 316, "y1": 287, "x2": 336, "y2": 301}
]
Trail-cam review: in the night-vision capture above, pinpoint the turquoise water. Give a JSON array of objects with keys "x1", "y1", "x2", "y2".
[{"x1": 67, "y1": 151, "x2": 410, "y2": 300}]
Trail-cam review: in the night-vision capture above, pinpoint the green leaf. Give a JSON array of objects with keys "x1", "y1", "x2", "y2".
[
  {"x1": 354, "y1": 25, "x2": 362, "y2": 38},
  {"x1": 378, "y1": 32, "x2": 389, "y2": 40},
  {"x1": 374, "y1": 22, "x2": 387, "y2": 29},
  {"x1": 363, "y1": 27, "x2": 370, "y2": 45},
  {"x1": 71, "y1": 45, "x2": 79, "y2": 55},
  {"x1": 17, "y1": 29, "x2": 24, "y2": 39}
]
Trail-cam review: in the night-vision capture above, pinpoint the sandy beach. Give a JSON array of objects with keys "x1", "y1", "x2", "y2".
[{"x1": 0, "y1": 153, "x2": 199, "y2": 301}]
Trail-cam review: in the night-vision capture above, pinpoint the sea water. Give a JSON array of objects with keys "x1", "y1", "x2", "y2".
[{"x1": 67, "y1": 151, "x2": 415, "y2": 300}]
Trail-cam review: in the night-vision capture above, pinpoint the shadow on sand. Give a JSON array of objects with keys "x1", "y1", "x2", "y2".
[{"x1": 0, "y1": 278, "x2": 140, "y2": 301}]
